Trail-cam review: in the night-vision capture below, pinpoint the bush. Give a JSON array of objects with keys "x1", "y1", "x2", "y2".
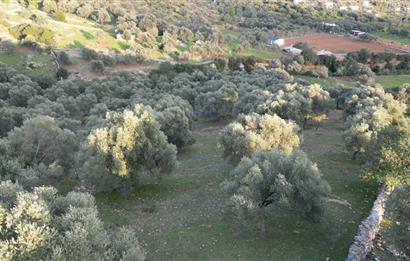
[
  {"x1": 218, "y1": 113, "x2": 301, "y2": 164},
  {"x1": 221, "y1": 149, "x2": 331, "y2": 222},
  {"x1": 90, "y1": 60, "x2": 105, "y2": 72},
  {"x1": 9, "y1": 24, "x2": 56, "y2": 45},
  {"x1": 0, "y1": 41, "x2": 16, "y2": 55},
  {"x1": 57, "y1": 51, "x2": 71, "y2": 65},
  {"x1": 54, "y1": 10, "x2": 66, "y2": 22}
]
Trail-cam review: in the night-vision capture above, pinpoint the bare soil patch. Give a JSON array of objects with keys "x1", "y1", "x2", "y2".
[{"x1": 286, "y1": 33, "x2": 408, "y2": 54}]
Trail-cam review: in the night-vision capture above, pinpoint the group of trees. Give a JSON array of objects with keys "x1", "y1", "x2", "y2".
[
  {"x1": 214, "y1": 0, "x2": 408, "y2": 40},
  {"x1": 9, "y1": 23, "x2": 56, "y2": 45},
  {"x1": 283, "y1": 44, "x2": 409, "y2": 81},
  {"x1": 342, "y1": 85, "x2": 408, "y2": 164},
  {"x1": 13, "y1": 0, "x2": 223, "y2": 59},
  {"x1": 213, "y1": 74, "x2": 332, "y2": 224},
  {"x1": 0, "y1": 58, "x2": 335, "y2": 235},
  {"x1": 0, "y1": 180, "x2": 145, "y2": 260}
]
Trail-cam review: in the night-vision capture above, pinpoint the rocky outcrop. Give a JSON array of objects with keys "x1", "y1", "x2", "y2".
[{"x1": 346, "y1": 185, "x2": 392, "y2": 261}]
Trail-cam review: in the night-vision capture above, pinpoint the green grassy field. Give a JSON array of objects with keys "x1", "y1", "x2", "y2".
[
  {"x1": 96, "y1": 111, "x2": 377, "y2": 260},
  {"x1": 374, "y1": 31, "x2": 410, "y2": 46},
  {"x1": 0, "y1": 49, "x2": 55, "y2": 77},
  {"x1": 375, "y1": 75, "x2": 410, "y2": 89}
]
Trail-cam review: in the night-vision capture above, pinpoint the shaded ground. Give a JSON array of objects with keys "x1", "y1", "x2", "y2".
[
  {"x1": 96, "y1": 111, "x2": 377, "y2": 260},
  {"x1": 286, "y1": 34, "x2": 409, "y2": 54}
]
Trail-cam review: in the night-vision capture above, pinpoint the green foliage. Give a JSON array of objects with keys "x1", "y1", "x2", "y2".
[
  {"x1": 9, "y1": 24, "x2": 56, "y2": 45},
  {"x1": 80, "y1": 30, "x2": 94, "y2": 40},
  {"x1": 195, "y1": 84, "x2": 239, "y2": 119},
  {"x1": 257, "y1": 83, "x2": 331, "y2": 127},
  {"x1": 147, "y1": 94, "x2": 195, "y2": 148},
  {"x1": 342, "y1": 86, "x2": 408, "y2": 159},
  {"x1": 385, "y1": 185, "x2": 410, "y2": 256},
  {"x1": 80, "y1": 104, "x2": 177, "y2": 192},
  {"x1": 218, "y1": 113, "x2": 301, "y2": 164},
  {"x1": 54, "y1": 10, "x2": 66, "y2": 22},
  {"x1": 363, "y1": 127, "x2": 410, "y2": 187},
  {"x1": 90, "y1": 59, "x2": 105, "y2": 72},
  {"x1": 0, "y1": 180, "x2": 145, "y2": 260},
  {"x1": 4, "y1": 116, "x2": 77, "y2": 169},
  {"x1": 221, "y1": 149, "x2": 331, "y2": 222}
]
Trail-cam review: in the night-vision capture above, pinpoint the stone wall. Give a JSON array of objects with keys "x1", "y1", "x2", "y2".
[{"x1": 346, "y1": 185, "x2": 392, "y2": 261}]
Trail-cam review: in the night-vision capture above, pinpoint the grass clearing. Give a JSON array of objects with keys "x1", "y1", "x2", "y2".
[
  {"x1": 374, "y1": 31, "x2": 410, "y2": 46},
  {"x1": 96, "y1": 111, "x2": 377, "y2": 260},
  {"x1": 375, "y1": 75, "x2": 410, "y2": 89},
  {"x1": 0, "y1": 49, "x2": 55, "y2": 77}
]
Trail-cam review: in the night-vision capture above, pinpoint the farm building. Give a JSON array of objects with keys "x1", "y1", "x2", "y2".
[
  {"x1": 351, "y1": 30, "x2": 366, "y2": 37},
  {"x1": 283, "y1": 46, "x2": 303, "y2": 55},
  {"x1": 267, "y1": 35, "x2": 285, "y2": 47},
  {"x1": 316, "y1": 50, "x2": 333, "y2": 56}
]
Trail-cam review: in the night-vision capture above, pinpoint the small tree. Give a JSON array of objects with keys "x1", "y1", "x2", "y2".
[
  {"x1": 90, "y1": 60, "x2": 105, "y2": 72},
  {"x1": 5, "y1": 116, "x2": 77, "y2": 169},
  {"x1": 218, "y1": 113, "x2": 301, "y2": 164},
  {"x1": 80, "y1": 104, "x2": 177, "y2": 192},
  {"x1": 54, "y1": 10, "x2": 66, "y2": 22},
  {"x1": 57, "y1": 51, "x2": 70, "y2": 65},
  {"x1": 221, "y1": 149, "x2": 331, "y2": 222}
]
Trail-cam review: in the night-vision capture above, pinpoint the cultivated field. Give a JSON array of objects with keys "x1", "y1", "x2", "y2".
[
  {"x1": 96, "y1": 111, "x2": 377, "y2": 260},
  {"x1": 285, "y1": 34, "x2": 410, "y2": 54}
]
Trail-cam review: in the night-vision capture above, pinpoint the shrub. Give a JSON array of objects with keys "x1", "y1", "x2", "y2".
[
  {"x1": 57, "y1": 51, "x2": 70, "y2": 65},
  {"x1": 90, "y1": 60, "x2": 105, "y2": 72},
  {"x1": 54, "y1": 10, "x2": 66, "y2": 22}
]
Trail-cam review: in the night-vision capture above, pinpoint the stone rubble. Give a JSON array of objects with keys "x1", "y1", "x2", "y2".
[{"x1": 345, "y1": 185, "x2": 392, "y2": 261}]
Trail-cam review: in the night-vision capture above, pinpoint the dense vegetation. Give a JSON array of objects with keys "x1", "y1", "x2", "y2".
[{"x1": 0, "y1": 0, "x2": 409, "y2": 258}]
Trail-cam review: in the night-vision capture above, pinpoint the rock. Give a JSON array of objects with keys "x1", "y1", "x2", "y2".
[{"x1": 386, "y1": 246, "x2": 400, "y2": 257}]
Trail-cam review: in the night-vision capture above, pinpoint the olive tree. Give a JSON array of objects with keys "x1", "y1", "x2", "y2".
[
  {"x1": 343, "y1": 86, "x2": 408, "y2": 159},
  {"x1": 0, "y1": 180, "x2": 145, "y2": 261},
  {"x1": 363, "y1": 127, "x2": 410, "y2": 187},
  {"x1": 80, "y1": 104, "x2": 177, "y2": 192},
  {"x1": 218, "y1": 113, "x2": 301, "y2": 164},
  {"x1": 221, "y1": 149, "x2": 331, "y2": 222},
  {"x1": 195, "y1": 84, "x2": 239, "y2": 119},
  {"x1": 258, "y1": 84, "x2": 330, "y2": 127},
  {"x1": 5, "y1": 115, "x2": 77, "y2": 169},
  {"x1": 138, "y1": 94, "x2": 195, "y2": 148}
]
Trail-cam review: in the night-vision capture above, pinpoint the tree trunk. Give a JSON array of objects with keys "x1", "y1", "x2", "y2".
[{"x1": 352, "y1": 150, "x2": 359, "y2": 160}]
